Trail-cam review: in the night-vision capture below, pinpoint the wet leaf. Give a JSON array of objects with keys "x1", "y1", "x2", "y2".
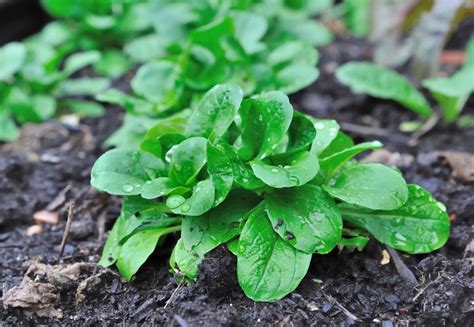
[
  {"x1": 166, "y1": 179, "x2": 215, "y2": 216},
  {"x1": 0, "y1": 42, "x2": 26, "y2": 81},
  {"x1": 339, "y1": 184, "x2": 450, "y2": 254},
  {"x1": 168, "y1": 137, "x2": 207, "y2": 186},
  {"x1": 91, "y1": 149, "x2": 166, "y2": 196},
  {"x1": 237, "y1": 204, "x2": 312, "y2": 301},
  {"x1": 310, "y1": 119, "x2": 340, "y2": 155},
  {"x1": 323, "y1": 163, "x2": 408, "y2": 210},
  {"x1": 251, "y1": 151, "x2": 319, "y2": 188},
  {"x1": 207, "y1": 141, "x2": 234, "y2": 206},
  {"x1": 239, "y1": 91, "x2": 293, "y2": 160},
  {"x1": 265, "y1": 185, "x2": 342, "y2": 253},
  {"x1": 185, "y1": 83, "x2": 243, "y2": 140}
]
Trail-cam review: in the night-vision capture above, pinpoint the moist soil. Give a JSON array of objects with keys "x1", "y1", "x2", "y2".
[{"x1": 1, "y1": 37, "x2": 473, "y2": 326}]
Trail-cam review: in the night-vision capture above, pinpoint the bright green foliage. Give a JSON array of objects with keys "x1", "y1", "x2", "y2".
[
  {"x1": 422, "y1": 38, "x2": 474, "y2": 121},
  {"x1": 92, "y1": 84, "x2": 450, "y2": 302},
  {"x1": 336, "y1": 62, "x2": 432, "y2": 117},
  {"x1": 0, "y1": 40, "x2": 110, "y2": 141},
  {"x1": 94, "y1": 0, "x2": 325, "y2": 147}
]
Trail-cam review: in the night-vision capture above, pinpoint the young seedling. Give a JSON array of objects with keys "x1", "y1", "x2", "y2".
[
  {"x1": 336, "y1": 37, "x2": 474, "y2": 123},
  {"x1": 91, "y1": 84, "x2": 450, "y2": 301}
]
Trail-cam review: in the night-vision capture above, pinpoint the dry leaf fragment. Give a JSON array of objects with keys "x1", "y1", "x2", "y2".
[{"x1": 439, "y1": 151, "x2": 474, "y2": 182}]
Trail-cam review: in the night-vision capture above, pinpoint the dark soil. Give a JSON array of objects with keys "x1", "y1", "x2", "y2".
[{"x1": 1, "y1": 37, "x2": 473, "y2": 326}]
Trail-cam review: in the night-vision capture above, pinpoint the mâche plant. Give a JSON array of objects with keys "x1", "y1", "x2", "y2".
[
  {"x1": 91, "y1": 84, "x2": 450, "y2": 301},
  {"x1": 95, "y1": 0, "x2": 332, "y2": 148},
  {"x1": 0, "y1": 40, "x2": 110, "y2": 141}
]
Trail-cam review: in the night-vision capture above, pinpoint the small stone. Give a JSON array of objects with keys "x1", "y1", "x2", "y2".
[{"x1": 307, "y1": 301, "x2": 319, "y2": 312}]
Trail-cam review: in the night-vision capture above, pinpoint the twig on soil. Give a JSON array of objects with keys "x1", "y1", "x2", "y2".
[
  {"x1": 340, "y1": 122, "x2": 392, "y2": 138},
  {"x1": 164, "y1": 280, "x2": 185, "y2": 309},
  {"x1": 323, "y1": 292, "x2": 359, "y2": 321},
  {"x1": 408, "y1": 113, "x2": 440, "y2": 146},
  {"x1": 412, "y1": 274, "x2": 441, "y2": 302},
  {"x1": 58, "y1": 202, "x2": 75, "y2": 263},
  {"x1": 46, "y1": 184, "x2": 72, "y2": 211},
  {"x1": 386, "y1": 246, "x2": 418, "y2": 285}
]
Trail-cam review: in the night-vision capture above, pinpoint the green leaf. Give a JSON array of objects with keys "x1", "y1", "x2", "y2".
[
  {"x1": 140, "y1": 177, "x2": 189, "y2": 200},
  {"x1": 208, "y1": 190, "x2": 261, "y2": 243},
  {"x1": 0, "y1": 110, "x2": 20, "y2": 141},
  {"x1": 337, "y1": 236, "x2": 369, "y2": 252},
  {"x1": 278, "y1": 112, "x2": 316, "y2": 156},
  {"x1": 265, "y1": 185, "x2": 342, "y2": 253},
  {"x1": 237, "y1": 204, "x2": 312, "y2": 301},
  {"x1": 0, "y1": 42, "x2": 26, "y2": 81},
  {"x1": 168, "y1": 137, "x2": 207, "y2": 186},
  {"x1": 319, "y1": 140, "x2": 383, "y2": 178},
  {"x1": 104, "y1": 114, "x2": 161, "y2": 149},
  {"x1": 91, "y1": 149, "x2": 165, "y2": 196},
  {"x1": 98, "y1": 196, "x2": 177, "y2": 267},
  {"x1": 275, "y1": 63, "x2": 319, "y2": 94},
  {"x1": 117, "y1": 226, "x2": 179, "y2": 281},
  {"x1": 207, "y1": 141, "x2": 234, "y2": 206},
  {"x1": 310, "y1": 119, "x2": 340, "y2": 155},
  {"x1": 423, "y1": 66, "x2": 474, "y2": 121},
  {"x1": 232, "y1": 11, "x2": 268, "y2": 54},
  {"x1": 319, "y1": 131, "x2": 354, "y2": 158},
  {"x1": 269, "y1": 41, "x2": 318, "y2": 67},
  {"x1": 63, "y1": 50, "x2": 101, "y2": 76},
  {"x1": 219, "y1": 141, "x2": 265, "y2": 190},
  {"x1": 281, "y1": 20, "x2": 333, "y2": 46},
  {"x1": 140, "y1": 112, "x2": 189, "y2": 158},
  {"x1": 336, "y1": 62, "x2": 432, "y2": 117},
  {"x1": 94, "y1": 50, "x2": 132, "y2": 78},
  {"x1": 339, "y1": 184, "x2": 450, "y2": 254},
  {"x1": 251, "y1": 151, "x2": 319, "y2": 188},
  {"x1": 166, "y1": 179, "x2": 215, "y2": 216},
  {"x1": 124, "y1": 34, "x2": 169, "y2": 63},
  {"x1": 239, "y1": 91, "x2": 293, "y2": 160},
  {"x1": 185, "y1": 83, "x2": 243, "y2": 140},
  {"x1": 56, "y1": 77, "x2": 111, "y2": 96},
  {"x1": 323, "y1": 163, "x2": 408, "y2": 210},
  {"x1": 62, "y1": 99, "x2": 104, "y2": 117},
  {"x1": 131, "y1": 61, "x2": 183, "y2": 109},
  {"x1": 172, "y1": 236, "x2": 218, "y2": 280}
]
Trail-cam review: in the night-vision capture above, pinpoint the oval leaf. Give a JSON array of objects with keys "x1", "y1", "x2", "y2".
[
  {"x1": 265, "y1": 185, "x2": 342, "y2": 254},
  {"x1": 251, "y1": 151, "x2": 319, "y2": 188},
  {"x1": 336, "y1": 62, "x2": 432, "y2": 117},
  {"x1": 237, "y1": 205, "x2": 312, "y2": 301},
  {"x1": 185, "y1": 83, "x2": 243, "y2": 139},
  {"x1": 168, "y1": 137, "x2": 207, "y2": 186},
  {"x1": 166, "y1": 179, "x2": 215, "y2": 216},
  {"x1": 323, "y1": 163, "x2": 408, "y2": 210},
  {"x1": 339, "y1": 184, "x2": 450, "y2": 254},
  {"x1": 91, "y1": 149, "x2": 165, "y2": 196}
]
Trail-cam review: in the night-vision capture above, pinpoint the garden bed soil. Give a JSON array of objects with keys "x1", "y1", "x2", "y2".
[{"x1": 1, "y1": 38, "x2": 473, "y2": 326}]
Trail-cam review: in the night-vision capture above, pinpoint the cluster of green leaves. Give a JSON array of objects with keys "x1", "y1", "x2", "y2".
[
  {"x1": 96, "y1": 0, "x2": 333, "y2": 148},
  {"x1": 0, "y1": 39, "x2": 110, "y2": 141},
  {"x1": 336, "y1": 37, "x2": 474, "y2": 122},
  {"x1": 92, "y1": 84, "x2": 450, "y2": 301}
]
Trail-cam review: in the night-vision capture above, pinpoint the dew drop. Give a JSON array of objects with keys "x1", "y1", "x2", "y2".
[
  {"x1": 371, "y1": 141, "x2": 382, "y2": 147},
  {"x1": 166, "y1": 195, "x2": 186, "y2": 209},
  {"x1": 289, "y1": 176, "x2": 300, "y2": 186},
  {"x1": 145, "y1": 168, "x2": 157, "y2": 180},
  {"x1": 435, "y1": 202, "x2": 446, "y2": 212},
  {"x1": 181, "y1": 203, "x2": 191, "y2": 213},
  {"x1": 390, "y1": 218, "x2": 403, "y2": 227},
  {"x1": 122, "y1": 184, "x2": 134, "y2": 193},
  {"x1": 271, "y1": 168, "x2": 279, "y2": 173},
  {"x1": 314, "y1": 122, "x2": 325, "y2": 129}
]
